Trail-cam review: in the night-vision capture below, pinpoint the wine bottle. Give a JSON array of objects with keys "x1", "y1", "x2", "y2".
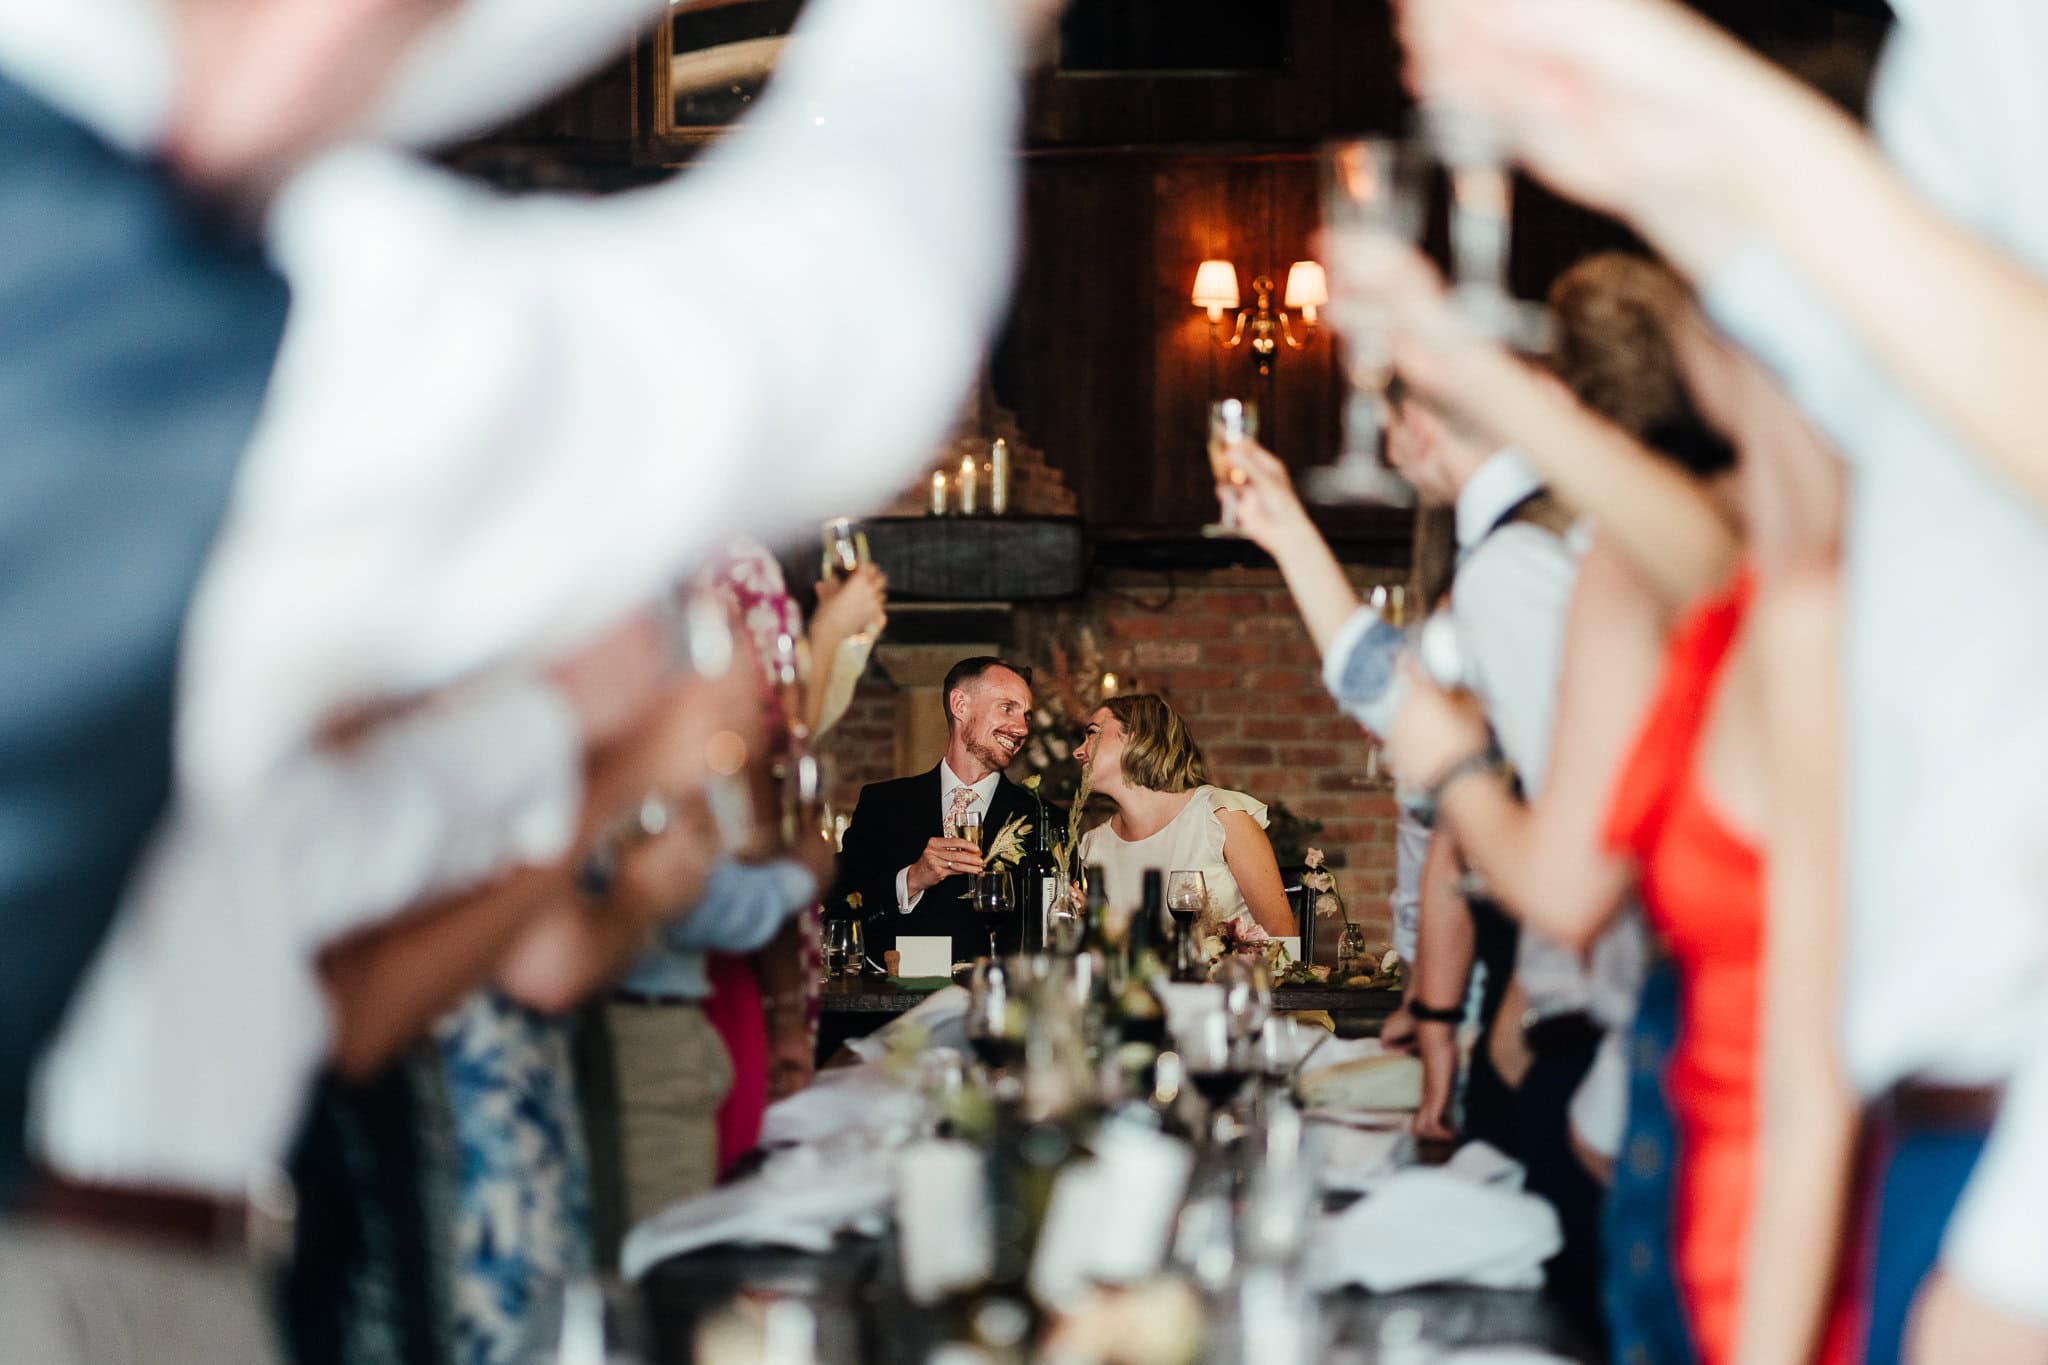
[
  {"x1": 1111, "y1": 871, "x2": 1172, "y2": 1059},
  {"x1": 1019, "y1": 807, "x2": 1060, "y2": 954}
]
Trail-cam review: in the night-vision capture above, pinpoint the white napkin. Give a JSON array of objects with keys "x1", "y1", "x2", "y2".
[
  {"x1": 1297, "y1": 1034, "x2": 1401, "y2": 1076},
  {"x1": 846, "y1": 984, "x2": 970, "y2": 1063},
  {"x1": 758, "y1": 1061, "x2": 920, "y2": 1148},
  {"x1": 1306, "y1": 1144, "x2": 1560, "y2": 1293},
  {"x1": 619, "y1": 1143, "x2": 894, "y2": 1280},
  {"x1": 1315, "y1": 1124, "x2": 1415, "y2": 1193}
]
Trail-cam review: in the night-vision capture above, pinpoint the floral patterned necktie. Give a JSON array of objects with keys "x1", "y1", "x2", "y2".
[{"x1": 946, "y1": 785, "x2": 975, "y2": 841}]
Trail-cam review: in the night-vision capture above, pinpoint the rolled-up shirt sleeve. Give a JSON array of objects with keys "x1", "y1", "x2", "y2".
[
  {"x1": 1319, "y1": 605, "x2": 1406, "y2": 736},
  {"x1": 660, "y1": 857, "x2": 819, "y2": 957}
]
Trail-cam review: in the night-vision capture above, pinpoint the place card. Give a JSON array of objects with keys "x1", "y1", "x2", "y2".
[{"x1": 895, "y1": 936, "x2": 952, "y2": 979}]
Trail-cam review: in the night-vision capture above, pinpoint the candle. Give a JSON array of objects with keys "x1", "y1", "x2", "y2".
[
  {"x1": 989, "y1": 438, "x2": 1010, "y2": 516},
  {"x1": 1100, "y1": 672, "x2": 1118, "y2": 697},
  {"x1": 930, "y1": 470, "x2": 947, "y2": 516},
  {"x1": 958, "y1": 453, "x2": 978, "y2": 516}
]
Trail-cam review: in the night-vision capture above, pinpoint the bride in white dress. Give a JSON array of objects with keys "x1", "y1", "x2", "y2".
[{"x1": 1073, "y1": 693, "x2": 1297, "y2": 940}]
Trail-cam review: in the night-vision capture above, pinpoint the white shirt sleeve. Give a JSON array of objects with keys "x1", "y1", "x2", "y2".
[
  {"x1": 896, "y1": 866, "x2": 923, "y2": 914},
  {"x1": 1449, "y1": 524, "x2": 1577, "y2": 794},
  {"x1": 262, "y1": 675, "x2": 585, "y2": 952},
  {"x1": 372, "y1": 0, "x2": 666, "y2": 147},
  {"x1": 183, "y1": 0, "x2": 1025, "y2": 802}
]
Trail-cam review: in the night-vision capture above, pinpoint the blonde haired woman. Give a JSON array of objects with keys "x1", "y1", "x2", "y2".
[{"x1": 1073, "y1": 693, "x2": 1295, "y2": 939}]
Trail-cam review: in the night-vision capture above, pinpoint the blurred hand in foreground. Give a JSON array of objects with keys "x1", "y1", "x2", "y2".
[{"x1": 1394, "y1": 0, "x2": 1796, "y2": 266}]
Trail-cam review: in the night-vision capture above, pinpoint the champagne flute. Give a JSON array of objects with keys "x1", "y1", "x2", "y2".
[
  {"x1": 1204, "y1": 399, "x2": 1258, "y2": 537},
  {"x1": 819, "y1": 517, "x2": 869, "y2": 582},
  {"x1": 1423, "y1": 102, "x2": 1555, "y2": 352},
  {"x1": 1310, "y1": 137, "x2": 1429, "y2": 507},
  {"x1": 955, "y1": 809, "x2": 985, "y2": 901},
  {"x1": 1164, "y1": 870, "x2": 1209, "y2": 981}
]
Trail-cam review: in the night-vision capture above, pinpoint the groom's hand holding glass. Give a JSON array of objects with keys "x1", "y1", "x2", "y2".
[{"x1": 904, "y1": 835, "x2": 984, "y2": 898}]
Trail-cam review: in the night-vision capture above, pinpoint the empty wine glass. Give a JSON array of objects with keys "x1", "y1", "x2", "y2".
[
  {"x1": 1205, "y1": 399, "x2": 1259, "y2": 536},
  {"x1": 972, "y1": 867, "x2": 1016, "y2": 963},
  {"x1": 1217, "y1": 955, "x2": 1273, "y2": 1046},
  {"x1": 1165, "y1": 870, "x2": 1209, "y2": 980},
  {"x1": 1312, "y1": 137, "x2": 1429, "y2": 508}
]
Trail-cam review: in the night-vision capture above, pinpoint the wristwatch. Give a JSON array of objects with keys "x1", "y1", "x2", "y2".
[{"x1": 575, "y1": 792, "x2": 677, "y2": 909}]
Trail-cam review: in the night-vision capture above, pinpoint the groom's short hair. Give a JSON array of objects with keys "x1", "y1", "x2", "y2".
[{"x1": 942, "y1": 656, "x2": 1033, "y2": 729}]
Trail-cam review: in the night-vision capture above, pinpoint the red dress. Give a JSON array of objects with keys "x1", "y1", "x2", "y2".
[{"x1": 1604, "y1": 570, "x2": 1855, "y2": 1363}]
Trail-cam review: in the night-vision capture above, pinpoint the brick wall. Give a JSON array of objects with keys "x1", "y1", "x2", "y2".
[{"x1": 815, "y1": 566, "x2": 1404, "y2": 941}]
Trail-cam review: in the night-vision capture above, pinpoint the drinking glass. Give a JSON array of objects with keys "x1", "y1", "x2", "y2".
[
  {"x1": 1311, "y1": 137, "x2": 1429, "y2": 508},
  {"x1": 522, "y1": 1274, "x2": 651, "y2": 1365},
  {"x1": 972, "y1": 867, "x2": 1016, "y2": 963},
  {"x1": 1217, "y1": 955, "x2": 1273, "y2": 1046},
  {"x1": 819, "y1": 517, "x2": 869, "y2": 582},
  {"x1": 955, "y1": 810, "x2": 985, "y2": 901},
  {"x1": 1164, "y1": 870, "x2": 1209, "y2": 981},
  {"x1": 966, "y1": 958, "x2": 1026, "y2": 1074},
  {"x1": 1204, "y1": 399, "x2": 1259, "y2": 537},
  {"x1": 822, "y1": 917, "x2": 864, "y2": 979},
  {"x1": 1178, "y1": 1008, "x2": 1252, "y2": 1147}
]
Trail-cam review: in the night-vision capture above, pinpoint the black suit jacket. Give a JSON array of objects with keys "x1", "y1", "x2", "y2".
[{"x1": 835, "y1": 765, "x2": 1034, "y2": 965}]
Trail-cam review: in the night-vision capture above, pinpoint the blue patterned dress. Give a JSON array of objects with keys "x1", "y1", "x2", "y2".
[{"x1": 436, "y1": 991, "x2": 595, "y2": 1365}]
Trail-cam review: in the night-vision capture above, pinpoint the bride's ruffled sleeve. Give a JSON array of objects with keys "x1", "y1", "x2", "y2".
[{"x1": 1205, "y1": 787, "x2": 1270, "y2": 830}]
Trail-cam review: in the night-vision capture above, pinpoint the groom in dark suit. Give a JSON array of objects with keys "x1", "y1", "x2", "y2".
[{"x1": 836, "y1": 656, "x2": 1036, "y2": 964}]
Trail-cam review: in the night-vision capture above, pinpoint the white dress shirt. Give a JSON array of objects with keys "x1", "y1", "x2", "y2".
[
  {"x1": 1700, "y1": 0, "x2": 2048, "y2": 1316},
  {"x1": 1451, "y1": 451, "x2": 1646, "y2": 1030},
  {"x1": 185, "y1": 0, "x2": 1023, "y2": 806},
  {"x1": 896, "y1": 762, "x2": 1002, "y2": 913},
  {"x1": 6, "y1": 0, "x2": 1027, "y2": 1193}
]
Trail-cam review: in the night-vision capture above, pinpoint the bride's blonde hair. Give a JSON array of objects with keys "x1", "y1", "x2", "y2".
[{"x1": 1100, "y1": 693, "x2": 1210, "y2": 794}]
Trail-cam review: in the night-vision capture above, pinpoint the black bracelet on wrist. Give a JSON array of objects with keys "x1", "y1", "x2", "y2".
[
  {"x1": 1408, "y1": 1000, "x2": 1465, "y2": 1025},
  {"x1": 1423, "y1": 745, "x2": 1506, "y2": 812}
]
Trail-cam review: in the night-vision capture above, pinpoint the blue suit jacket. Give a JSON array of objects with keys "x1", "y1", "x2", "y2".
[{"x1": 0, "y1": 74, "x2": 289, "y2": 1197}]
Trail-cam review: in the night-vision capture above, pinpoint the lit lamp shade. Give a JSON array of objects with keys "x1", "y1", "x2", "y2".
[
  {"x1": 1284, "y1": 260, "x2": 1329, "y2": 323},
  {"x1": 1191, "y1": 259, "x2": 1242, "y2": 321}
]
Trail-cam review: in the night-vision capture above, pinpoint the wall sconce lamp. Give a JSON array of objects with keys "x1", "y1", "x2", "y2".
[{"x1": 1192, "y1": 259, "x2": 1328, "y2": 376}]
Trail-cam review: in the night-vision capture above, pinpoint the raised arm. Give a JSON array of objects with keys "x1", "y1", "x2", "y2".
[
  {"x1": 1385, "y1": 533, "x2": 1662, "y2": 951},
  {"x1": 1736, "y1": 561, "x2": 1860, "y2": 1364},
  {"x1": 182, "y1": 0, "x2": 1037, "y2": 801},
  {"x1": 1325, "y1": 236, "x2": 1741, "y2": 610},
  {"x1": 1398, "y1": 0, "x2": 2048, "y2": 518}
]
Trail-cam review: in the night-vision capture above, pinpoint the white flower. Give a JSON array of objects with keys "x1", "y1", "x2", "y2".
[
  {"x1": 1303, "y1": 847, "x2": 1326, "y2": 870},
  {"x1": 1048, "y1": 738, "x2": 1069, "y2": 760},
  {"x1": 1314, "y1": 893, "x2": 1341, "y2": 918},
  {"x1": 1029, "y1": 750, "x2": 1049, "y2": 770},
  {"x1": 1380, "y1": 949, "x2": 1401, "y2": 974},
  {"x1": 1035, "y1": 708, "x2": 1055, "y2": 728},
  {"x1": 1305, "y1": 871, "x2": 1333, "y2": 892}
]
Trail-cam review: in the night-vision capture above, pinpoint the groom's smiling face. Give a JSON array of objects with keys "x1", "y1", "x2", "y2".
[{"x1": 952, "y1": 666, "x2": 1033, "y2": 774}]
